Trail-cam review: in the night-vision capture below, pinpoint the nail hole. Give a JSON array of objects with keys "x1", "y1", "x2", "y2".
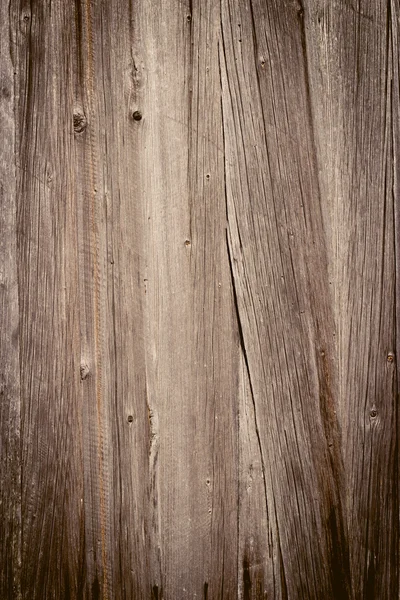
[
  {"x1": 206, "y1": 174, "x2": 210, "y2": 179},
  {"x1": 132, "y1": 110, "x2": 142, "y2": 121},
  {"x1": 370, "y1": 409, "x2": 377, "y2": 418},
  {"x1": 184, "y1": 239, "x2": 191, "y2": 247},
  {"x1": 186, "y1": 14, "x2": 192, "y2": 22},
  {"x1": 127, "y1": 415, "x2": 133, "y2": 423}
]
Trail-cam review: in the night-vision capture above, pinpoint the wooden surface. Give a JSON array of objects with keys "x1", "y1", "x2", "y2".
[{"x1": 0, "y1": 1, "x2": 398, "y2": 598}]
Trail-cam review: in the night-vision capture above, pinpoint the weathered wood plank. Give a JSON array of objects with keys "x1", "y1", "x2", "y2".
[
  {"x1": 112, "y1": 1, "x2": 240, "y2": 596},
  {"x1": 220, "y1": 1, "x2": 351, "y2": 597},
  {"x1": 305, "y1": 1, "x2": 399, "y2": 596},
  {"x1": 73, "y1": 2, "x2": 115, "y2": 596},
  {"x1": 0, "y1": 2, "x2": 21, "y2": 598},
  {"x1": 85, "y1": 4, "x2": 154, "y2": 598},
  {"x1": 13, "y1": 1, "x2": 86, "y2": 597}
]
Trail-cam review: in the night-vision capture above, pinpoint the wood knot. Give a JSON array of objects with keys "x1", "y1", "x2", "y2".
[
  {"x1": 387, "y1": 352, "x2": 395, "y2": 363},
  {"x1": 80, "y1": 363, "x2": 90, "y2": 380},
  {"x1": 73, "y1": 110, "x2": 87, "y2": 133},
  {"x1": 0, "y1": 85, "x2": 11, "y2": 100},
  {"x1": 370, "y1": 409, "x2": 377, "y2": 419},
  {"x1": 131, "y1": 110, "x2": 142, "y2": 121}
]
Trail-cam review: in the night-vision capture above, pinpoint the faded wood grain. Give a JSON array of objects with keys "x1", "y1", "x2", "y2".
[{"x1": 1, "y1": 0, "x2": 399, "y2": 598}]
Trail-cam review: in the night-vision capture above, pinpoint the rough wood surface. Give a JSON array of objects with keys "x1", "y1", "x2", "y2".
[{"x1": 0, "y1": 1, "x2": 398, "y2": 598}]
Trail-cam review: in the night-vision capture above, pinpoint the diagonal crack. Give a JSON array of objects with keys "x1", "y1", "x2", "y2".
[
  {"x1": 225, "y1": 229, "x2": 270, "y2": 530},
  {"x1": 218, "y1": 15, "x2": 272, "y2": 561}
]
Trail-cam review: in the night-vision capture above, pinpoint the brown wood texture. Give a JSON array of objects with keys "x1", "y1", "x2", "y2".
[{"x1": 0, "y1": 1, "x2": 398, "y2": 598}]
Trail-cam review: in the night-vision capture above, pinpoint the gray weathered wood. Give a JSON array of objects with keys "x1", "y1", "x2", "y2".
[{"x1": 1, "y1": 0, "x2": 399, "y2": 598}]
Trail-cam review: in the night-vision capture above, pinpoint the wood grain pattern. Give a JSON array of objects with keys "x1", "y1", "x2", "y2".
[{"x1": 1, "y1": 0, "x2": 399, "y2": 598}]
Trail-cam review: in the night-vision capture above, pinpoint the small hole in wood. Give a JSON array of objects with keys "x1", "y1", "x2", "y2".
[
  {"x1": 370, "y1": 409, "x2": 377, "y2": 418},
  {"x1": 127, "y1": 415, "x2": 133, "y2": 423},
  {"x1": 184, "y1": 239, "x2": 191, "y2": 247},
  {"x1": 387, "y1": 353, "x2": 394, "y2": 363},
  {"x1": 186, "y1": 14, "x2": 192, "y2": 22}
]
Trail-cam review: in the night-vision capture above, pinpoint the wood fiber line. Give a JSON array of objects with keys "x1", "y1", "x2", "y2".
[{"x1": 0, "y1": 2, "x2": 21, "y2": 598}]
